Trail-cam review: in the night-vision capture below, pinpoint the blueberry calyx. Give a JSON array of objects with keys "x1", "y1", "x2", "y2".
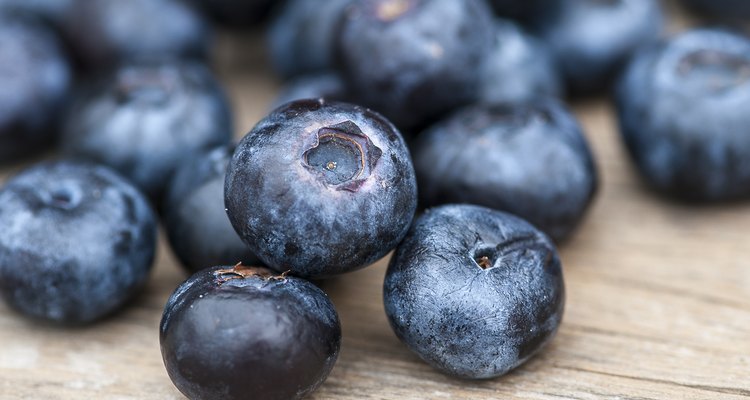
[
  {"x1": 471, "y1": 234, "x2": 549, "y2": 271},
  {"x1": 302, "y1": 120, "x2": 382, "y2": 192},
  {"x1": 374, "y1": 0, "x2": 418, "y2": 21},
  {"x1": 43, "y1": 186, "x2": 83, "y2": 210},
  {"x1": 676, "y1": 50, "x2": 750, "y2": 93},
  {"x1": 214, "y1": 263, "x2": 290, "y2": 284},
  {"x1": 115, "y1": 67, "x2": 177, "y2": 105}
]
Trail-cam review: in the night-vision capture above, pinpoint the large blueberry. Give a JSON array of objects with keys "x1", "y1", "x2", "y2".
[
  {"x1": 0, "y1": 161, "x2": 157, "y2": 324},
  {"x1": 479, "y1": 20, "x2": 562, "y2": 104},
  {"x1": 384, "y1": 204, "x2": 565, "y2": 379},
  {"x1": 683, "y1": 0, "x2": 750, "y2": 20},
  {"x1": 616, "y1": 29, "x2": 750, "y2": 201},
  {"x1": 268, "y1": 0, "x2": 355, "y2": 79},
  {"x1": 164, "y1": 145, "x2": 260, "y2": 274},
  {"x1": 533, "y1": 0, "x2": 664, "y2": 94},
  {"x1": 62, "y1": 61, "x2": 233, "y2": 202},
  {"x1": 0, "y1": 12, "x2": 72, "y2": 163},
  {"x1": 337, "y1": 0, "x2": 494, "y2": 129},
  {"x1": 189, "y1": 0, "x2": 276, "y2": 26},
  {"x1": 160, "y1": 264, "x2": 341, "y2": 400},
  {"x1": 225, "y1": 100, "x2": 417, "y2": 278},
  {"x1": 413, "y1": 99, "x2": 597, "y2": 242},
  {"x1": 270, "y1": 72, "x2": 349, "y2": 110},
  {"x1": 61, "y1": 0, "x2": 210, "y2": 68}
]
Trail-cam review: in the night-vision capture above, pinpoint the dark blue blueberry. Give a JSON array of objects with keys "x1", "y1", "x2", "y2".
[
  {"x1": 337, "y1": 0, "x2": 495, "y2": 129},
  {"x1": 384, "y1": 204, "x2": 565, "y2": 379},
  {"x1": 616, "y1": 29, "x2": 750, "y2": 201},
  {"x1": 62, "y1": 61, "x2": 233, "y2": 202},
  {"x1": 268, "y1": 0, "x2": 355, "y2": 79},
  {"x1": 0, "y1": 12, "x2": 72, "y2": 164},
  {"x1": 189, "y1": 0, "x2": 276, "y2": 27},
  {"x1": 164, "y1": 145, "x2": 260, "y2": 273},
  {"x1": 225, "y1": 99, "x2": 417, "y2": 278},
  {"x1": 61, "y1": 0, "x2": 210, "y2": 68},
  {"x1": 533, "y1": 0, "x2": 664, "y2": 94},
  {"x1": 160, "y1": 264, "x2": 341, "y2": 400},
  {"x1": 270, "y1": 72, "x2": 349, "y2": 110},
  {"x1": 683, "y1": 0, "x2": 750, "y2": 20},
  {"x1": 413, "y1": 99, "x2": 597, "y2": 242},
  {"x1": 0, "y1": 161, "x2": 157, "y2": 324},
  {"x1": 479, "y1": 19, "x2": 562, "y2": 104}
]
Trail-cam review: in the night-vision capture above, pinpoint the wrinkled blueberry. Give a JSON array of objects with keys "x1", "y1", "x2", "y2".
[
  {"x1": 268, "y1": 0, "x2": 355, "y2": 79},
  {"x1": 164, "y1": 145, "x2": 260, "y2": 274},
  {"x1": 616, "y1": 29, "x2": 750, "y2": 201},
  {"x1": 0, "y1": 161, "x2": 157, "y2": 324},
  {"x1": 0, "y1": 12, "x2": 72, "y2": 163},
  {"x1": 62, "y1": 61, "x2": 233, "y2": 202},
  {"x1": 225, "y1": 100, "x2": 417, "y2": 278},
  {"x1": 62, "y1": 0, "x2": 210, "y2": 68},
  {"x1": 160, "y1": 264, "x2": 341, "y2": 400},
  {"x1": 413, "y1": 100, "x2": 597, "y2": 242},
  {"x1": 683, "y1": 0, "x2": 750, "y2": 20},
  {"x1": 190, "y1": 0, "x2": 275, "y2": 26},
  {"x1": 384, "y1": 204, "x2": 565, "y2": 379},
  {"x1": 533, "y1": 0, "x2": 664, "y2": 94},
  {"x1": 270, "y1": 72, "x2": 349, "y2": 110},
  {"x1": 337, "y1": 0, "x2": 494, "y2": 129},
  {"x1": 479, "y1": 19, "x2": 562, "y2": 104}
]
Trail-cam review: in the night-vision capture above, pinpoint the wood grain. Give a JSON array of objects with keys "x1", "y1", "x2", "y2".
[{"x1": 1, "y1": 4, "x2": 749, "y2": 399}]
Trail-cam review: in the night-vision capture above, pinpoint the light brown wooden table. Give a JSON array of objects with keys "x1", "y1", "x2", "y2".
[{"x1": 1, "y1": 3, "x2": 749, "y2": 399}]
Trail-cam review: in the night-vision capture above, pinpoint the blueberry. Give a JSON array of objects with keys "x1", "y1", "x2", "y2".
[
  {"x1": 337, "y1": 0, "x2": 494, "y2": 129},
  {"x1": 190, "y1": 0, "x2": 276, "y2": 26},
  {"x1": 62, "y1": 61, "x2": 233, "y2": 203},
  {"x1": 62, "y1": 0, "x2": 210, "y2": 68},
  {"x1": 268, "y1": 0, "x2": 355, "y2": 79},
  {"x1": 225, "y1": 99, "x2": 417, "y2": 278},
  {"x1": 270, "y1": 72, "x2": 349, "y2": 110},
  {"x1": 160, "y1": 264, "x2": 341, "y2": 400},
  {"x1": 413, "y1": 99, "x2": 597, "y2": 242},
  {"x1": 479, "y1": 19, "x2": 562, "y2": 104},
  {"x1": 0, "y1": 12, "x2": 72, "y2": 164},
  {"x1": 384, "y1": 204, "x2": 565, "y2": 379},
  {"x1": 533, "y1": 0, "x2": 664, "y2": 94},
  {"x1": 683, "y1": 0, "x2": 750, "y2": 20},
  {"x1": 164, "y1": 145, "x2": 260, "y2": 274},
  {"x1": 0, "y1": 161, "x2": 157, "y2": 324},
  {"x1": 616, "y1": 29, "x2": 750, "y2": 201}
]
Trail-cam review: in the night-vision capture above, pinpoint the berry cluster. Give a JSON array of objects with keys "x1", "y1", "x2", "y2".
[{"x1": 0, "y1": 0, "x2": 748, "y2": 399}]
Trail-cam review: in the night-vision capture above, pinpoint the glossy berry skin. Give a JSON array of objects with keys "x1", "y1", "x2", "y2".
[
  {"x1": 164, "y1": 146, "x2": 260, "y2": 273},
  {"x1": 683, "y1": 0, "x2": 750, "y2": 19},
  {"x1": 533, "y1": 0, "x2": 663, "y2": 94},
  {"x1": 225, "y1": 100, "x2": 417, "y2": 278},
  {"x1": 616, "y1": 29, "x2": 750, "y2": 201},
  {"x1": 413, "y1": 100, "x2": 597, "y2": 242},
  {"x1": 479, "y1": 20, "x2": 562, "y2": 104},
  {"x1": 271, "y1": 72, "x2": 349, "y2": 110},
  {"x1": 338, "y1": 0, "x2": 494, "y2": 129},
  {"x1": 384, "y1": 204, "x2": 565, "y2": 379},
  {"x1": 0, "y1": 161, "x2": 157, "y2": 324},
  {"x1": 160, "y1": 265, "x2": 341, "y2": 400},
  {"x1": 190, "y1": 0, "x2": 275, "y2": 26},
  {"x1": 62, "y1": 0, "x2": 210, "y2": 68},
  {"x1": 268, "y1": 0, "x2": 355, "y2": 79},
  {"x1": 62, "y1": 61, "x2": 233, "y2": 202},
  {"x1": 0, "y1": 13, "x2": 72, "y2": 163}
]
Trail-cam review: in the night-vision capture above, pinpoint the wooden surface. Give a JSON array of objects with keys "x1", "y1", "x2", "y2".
[{"x1": 2, "y1": 5, "x2": 750, "y2": 399}]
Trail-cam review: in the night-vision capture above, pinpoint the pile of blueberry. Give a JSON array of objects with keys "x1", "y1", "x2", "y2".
[{"x1": 0, "y1": 0, "x2": 748, "y2": 398}]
